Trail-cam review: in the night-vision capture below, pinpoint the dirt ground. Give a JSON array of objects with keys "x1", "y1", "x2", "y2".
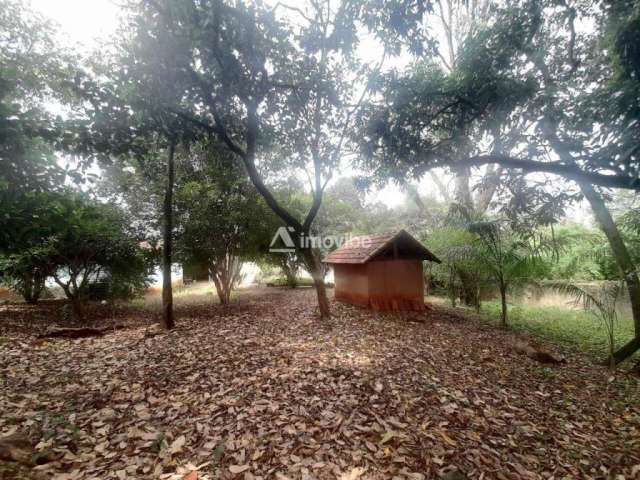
[{"x1": 0, "y1": 287, "x2": 638, "y2": 479}]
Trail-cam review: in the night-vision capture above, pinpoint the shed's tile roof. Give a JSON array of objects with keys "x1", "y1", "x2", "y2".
[
  {"x1": 323, "y1": 230, "x2": 440, "y2": 264},
  {"x1": 323, "y1": 232, "x2": 396, "y2": 264}
]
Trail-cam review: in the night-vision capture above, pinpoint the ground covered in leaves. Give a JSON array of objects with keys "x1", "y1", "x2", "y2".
[{"x1": 1, "y1": 287, "x2": 639, "y2": 479}]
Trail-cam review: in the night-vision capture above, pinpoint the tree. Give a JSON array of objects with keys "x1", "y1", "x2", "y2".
[
  {"x1": 73, "y1": 33, "x2": 204, "y2": 330},
  {"x1": 43, "y1": 195, "x2": 150, "y2": 319},
  {"x1": 0, "y1": 190, "x2": 67, "y2": 302},
  {"x1": 175, "y1": 141, "x2": 274, "y2": 304},
  {"x1": 252, "y1": 182, "x2": 307, "y2": 288},
  {"x1": 358, "y1": 0, "x2": 520, "y2": 307},
  {"x1": 161, "y1": 140, "x2": 176, "y2": 327},
  {"x1": 0, "y1": 187, "x2": 122, "y2": 307},
  {"x1": 276, "y1": 254, "x2": 304, "y2": 288},
  {"x1": 424, "y1": 0, "x2": 503, "y2": 221},
  {"x1": 358, "y1": 0, "x2": 640, "y2": 191},
  {"x1": 1, "y1": 189, "x2": 150, "y2": 313},
  {"x1": 90, "y1": 138, "x2": 188, "y2": 329},
  {"x1": 118, "y1": 0, "x2": 430, "y2": 321},
  {"x1": 314, "y1": 178, "x2": 366, "y2": 237}
]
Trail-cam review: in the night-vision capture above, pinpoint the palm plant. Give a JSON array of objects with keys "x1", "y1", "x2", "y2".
[
  {"x1": 468, "y1": 221, "x2": 551, "y2": 326},
  {"x1": 551, "y1": 280, "x2": 624, "y2": 369}
]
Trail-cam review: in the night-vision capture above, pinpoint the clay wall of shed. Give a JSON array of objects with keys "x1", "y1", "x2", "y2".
[
  {"x1": 333, "y1": 264, "x2": 369, "y2": 306},
  {"x1": 366, "y1": 259, "x2": 424, "y2": 311}
]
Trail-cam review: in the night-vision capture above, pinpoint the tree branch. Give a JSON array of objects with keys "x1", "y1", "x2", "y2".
[
  {"x1": 242, "y1": 103, "x2": 304, "y2": 231},
  {"x1": 454, "y1": 155, "x2": 640, "y2": 191}
]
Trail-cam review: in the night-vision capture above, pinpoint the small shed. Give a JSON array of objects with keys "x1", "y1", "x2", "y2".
[{"x1": 323, "y1": 230, "x2": 441, "y2": 311}]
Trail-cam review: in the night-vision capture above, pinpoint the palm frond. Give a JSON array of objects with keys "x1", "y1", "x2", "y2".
[{"x1": 546, "y1": 280, "x2": 605, "y2": 312}]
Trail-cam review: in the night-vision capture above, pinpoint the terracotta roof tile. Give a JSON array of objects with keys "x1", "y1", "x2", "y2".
[{"x1": 323, "y1": 230, "x2": 440, "y2": 264}]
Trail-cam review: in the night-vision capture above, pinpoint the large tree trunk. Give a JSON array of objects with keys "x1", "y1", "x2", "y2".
[
  {"x1": 452, "y1": 166, "x2": 486, "y2": 308},
  {"x1": 579, "y1": 182, "x2": 640, "y2": 363},
  {"x1": 161, "y1": 142, "x2": 176, "y2": 330},
  {"x1": 542, "y1": 120, "x2": 640, "y2": 363},
  {"x1": 301, "y1": 248, "x2": 331, "y2": 321}
]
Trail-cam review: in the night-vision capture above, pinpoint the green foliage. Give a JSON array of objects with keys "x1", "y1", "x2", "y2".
[
  {"x1": 542, "y1": 211, "x2": 640, "y2": 283},
  {"x1": 315, "y1": 178, "x2": 366, "y2": 238},
  {"x1": 0, "y1": 245, "x2": 52, "y2": 303},
  {"x1": 261, "y1": 276, "x2": 316, "y2": 288},
  {"x1": 357, "y1": 1, "x2": 541, "y2": 182},
  {"x1": 175, "y1": 143, "x2": 275, "y2": 265},
  {"x1": 174, "y1": 141, "x2": 278, "y2": 302},
  {"x1": 48, "y1": 197, "x2": 151, "y2": 310},
  {"x1": 1, "y1": 191, "x2": 151, "y2": 309},
  {"x1": 0, "y1": 0, "x2": 80, "y2": 248},
  {"x1": 541, "y1": 224, "x2": 609, "y2": 280},
  {"x1": 425, "y1": 226, "x2": 485, "y2": 306},
  {"x1": 467, "y1": 219, "x2": 553, "y2": 324},
  {"x1": 114, "y1": 0, "x2": 431, "y2": 227},
  {"x1": 617, "y1": 208, "x2": 640, "y2": 267},
  {"x1": 598, "y1": 1, "x2": 640, "y2": 171},
  {"x1": 94, "y1": 156, "x2": 165, "y2": 243},
  {"x1": 0, "y1": 191, "x2": 67, "y2": 254},
  {"x1": 469, "y1": 221, "x2": 551, "y2": 282},
  {"x1": 549, "y1": 280, "x2": 625, "y2": 366},
  {"x1": 0, "y1": 0, "x2": 88, "y2": 180},
  {"x1": 358, "y1": 0, "x2": 640, "y2": 223}
]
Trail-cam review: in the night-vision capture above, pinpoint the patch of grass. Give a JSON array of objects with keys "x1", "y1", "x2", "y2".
[
  {"x1": 132, "y1": 282, "x2": 224, "y2": 311},
  {"x1": 480, "y1": 300, "x2": 635, "y2": 359},
  {"x1": 427, "y1": 295, "x2": 637, "y2": 361}
]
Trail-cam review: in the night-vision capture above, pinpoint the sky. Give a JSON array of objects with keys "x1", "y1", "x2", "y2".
[
  {"x1": 31, "y1": 0, "x2": 121, "y2": 48},
  {"x1": 28, "y1": 0, "x2": 592, "y2": 220}
]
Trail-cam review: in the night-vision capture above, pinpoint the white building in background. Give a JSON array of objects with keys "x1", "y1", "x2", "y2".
[{"x1": 149, "y1": 262, "x2": 260, "y2": 287}]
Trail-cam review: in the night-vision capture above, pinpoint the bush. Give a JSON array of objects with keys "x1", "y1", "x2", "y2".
[{"x1": 0, "y1": 247, "x2": 53, "y2": 303}]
